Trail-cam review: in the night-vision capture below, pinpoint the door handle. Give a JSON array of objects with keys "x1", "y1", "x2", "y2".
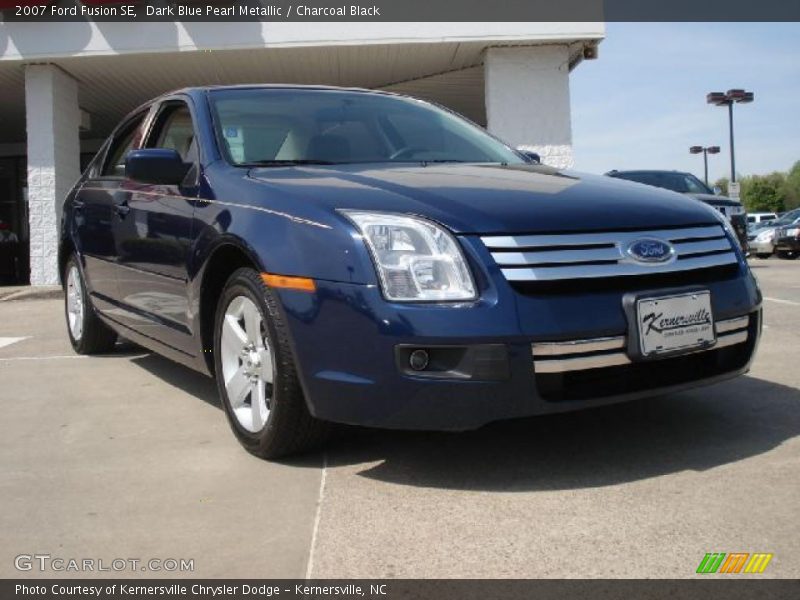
[{"x1": 114, "y1": 201, "x2": 130, "y2": 218}]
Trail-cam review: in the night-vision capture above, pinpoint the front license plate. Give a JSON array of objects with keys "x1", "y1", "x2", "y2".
[{"x1": 636, "y1": 292, "x2": 715, "y2": 356}]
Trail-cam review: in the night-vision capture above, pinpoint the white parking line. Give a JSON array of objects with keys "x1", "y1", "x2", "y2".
[
  {"x1": 305, "y1": 451, "x2": 328, "y2": 580},
  {"x1": 764, "y1": 296, "x2": 800, "y2": 307},
  {"x1": 0, "y1": 355, "x2": 87, "y2": 362},
  {"x1": 0, "y1": 337, "x2": 28, "y2": 350}
]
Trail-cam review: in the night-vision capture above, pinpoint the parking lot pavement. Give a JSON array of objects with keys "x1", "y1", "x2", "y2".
[
  {"x1": 0, "y1": 300, "x2": 323, "y2": 579},
  {"x1": 0, "y1": 258, "x2": 798, "y2": 579}
]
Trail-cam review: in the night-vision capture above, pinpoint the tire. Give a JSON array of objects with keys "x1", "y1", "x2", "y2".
[
  {"x1": 213, "y1": 267, "x2": 330, "y2": 459},
  {"x1": 777, "y1": 251, "x2": 799, "y2": 260},
  {"x1": 756, "y1": 253, "x2": 772, "y2": 259},
  {"x1": 64, "y1": 254, "x2": 118, "y2": 354}
]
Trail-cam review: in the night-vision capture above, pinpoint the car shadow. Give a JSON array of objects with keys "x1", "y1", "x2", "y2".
[
  {"x1": 130, "y1": 352, "x2": 221, "y2": 409},
  {"x1": 323, "y1": 375, "x2": 800, "y2": 492},
  {"x1": 125, "y1": 350, "x2": 800, "y2": 492}
]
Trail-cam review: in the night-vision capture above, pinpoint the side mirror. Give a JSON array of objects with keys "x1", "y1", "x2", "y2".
[
  {"x1": 712, "y1": 185, "x2": 722, "y2": 196},
  {"x1": 517, "y1": 148, "x2": 541, "y2": 164},
  {"x1": 125, "y1": 148, "x2": 190, "y2": 185}
]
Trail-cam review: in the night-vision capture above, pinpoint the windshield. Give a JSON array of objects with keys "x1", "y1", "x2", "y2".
[
  {"x1": 613, "y1": 171, "x2": 713, "y2": 195},
  {"x1": 772, "y1": 209, "x2": 800, "y2": 226},
  {"x1": 209, "y1": 88, "x2": 525, "y2": 166}
]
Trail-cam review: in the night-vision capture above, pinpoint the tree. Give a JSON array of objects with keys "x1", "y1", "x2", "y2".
[
  {"x1": 714, "y1": 177, "x2": 729, "y2": 196},
  {"x1": 782, "y1": 161, "x2": 800, "y2": 211},
  {"x1": 740, "y1": 173, "x2": 786, "y2": 213}
]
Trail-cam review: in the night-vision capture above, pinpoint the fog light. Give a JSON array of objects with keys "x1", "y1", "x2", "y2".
[{"x1": 409, "y1": 349, "x2": 430, "y2": 371}]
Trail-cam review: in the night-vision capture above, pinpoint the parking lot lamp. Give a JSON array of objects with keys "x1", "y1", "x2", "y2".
[
  {"x1": 706, "y1": 89, "x2": 754, "y2": 184},
  {"x1": 689, "y1": 145, "x2": 721, "y2": 186}
]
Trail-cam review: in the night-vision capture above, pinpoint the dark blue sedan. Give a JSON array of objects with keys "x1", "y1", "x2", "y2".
[{"x1": 60, "y1": 85, "x2": 762, "y2": 457}]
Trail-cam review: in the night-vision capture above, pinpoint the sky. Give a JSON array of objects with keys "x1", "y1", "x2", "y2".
[{"x1": 570, "y1": 22, "x2": 800, "y2": 183}]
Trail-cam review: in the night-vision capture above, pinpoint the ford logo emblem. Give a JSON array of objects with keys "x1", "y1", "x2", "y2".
[{"x1": 626, "y1": 238, "x2": 675, "y2": 263}]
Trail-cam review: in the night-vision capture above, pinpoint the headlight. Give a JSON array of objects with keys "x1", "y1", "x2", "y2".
[
  {"x1": 787, "y1": 227, "x2": 800, "y2": 237},
  {"x1": 342, "y1": 211, "x2": 477, "y2": 302},
  {"x1": 755, "y1": 230, "x2": 774, "y2": 242}
]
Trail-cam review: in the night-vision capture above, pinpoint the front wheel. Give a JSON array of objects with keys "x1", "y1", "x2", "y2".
[
  {"x1": 213, "y1": 268, "x2": 330, "y2": 458},
  {"x1": 64, "y1": 255, "x2": 118, "y2": 354},
  {"x1": 756, "y1": 253, "x2": 772, "y2": 259},
  {"x1": 777, "y1": 251, "x2": 799, "y2": 260}
]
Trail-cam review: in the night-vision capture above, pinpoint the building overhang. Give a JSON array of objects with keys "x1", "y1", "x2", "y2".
[{"x1": 0, "y1": 22, "x2": 604, "y2": 144}]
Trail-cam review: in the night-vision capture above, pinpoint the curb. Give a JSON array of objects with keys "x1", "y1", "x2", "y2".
[{"x1": 0, "y1": 286, "x2": 63, "y2": 302}]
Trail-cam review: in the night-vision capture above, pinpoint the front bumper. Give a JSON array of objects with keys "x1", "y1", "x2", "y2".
[
  {"x1": 276, "y1": 265, "x2": 762, "y2": 430},
  {"x1": 749, "y1": 238, "x2": 775, "y2": 254},
  {"x1": 775, "y1": 236, "x2": 800, "y2": 252}
]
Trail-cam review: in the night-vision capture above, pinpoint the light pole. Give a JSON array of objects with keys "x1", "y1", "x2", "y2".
[
  {"x1": 706, "y1": 89, "x2": 754, "y2": 185},
  {"x1": 689, "y1": 145, "x2": 720, "y2": 186}
]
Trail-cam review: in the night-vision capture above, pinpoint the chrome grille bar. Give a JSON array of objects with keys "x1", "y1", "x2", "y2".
[
  {"x1": 502, "y1": 252, "x2": 736, "y2": 282},
  {"x1": 483, "y1": 225, "x2": 725, "y2": 249},
  {"x1": 532, "y1": 315, "x2": 751, "y2": 374},
  {"x1": 482, "y1": 224, "x2": 737, "y2": 282}
]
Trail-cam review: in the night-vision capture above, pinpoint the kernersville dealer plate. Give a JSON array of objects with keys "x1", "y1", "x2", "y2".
[{"x1": 635, "y1": 291, "x2": 715, "y2": 356}]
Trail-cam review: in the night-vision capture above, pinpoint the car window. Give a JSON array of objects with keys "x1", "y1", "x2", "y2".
[
  {"x1": 774, "y1": 209, "x2": 800, "y2": 225},
  {"x1": 147, "y1": 103, "x2": 197, "y2": 163},
  {"x1": 102, "y1": 112, "x2": 148, "y2": 177},
  {"x1": 209, "y1": 88, "x2": 524, "y2": 166},
  {"x1": 680, "y1": 174, "x2": 712, "y2": 194}
]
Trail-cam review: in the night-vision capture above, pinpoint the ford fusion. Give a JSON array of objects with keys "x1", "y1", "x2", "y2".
[{"x1": 60, "y1": 86, "x2": 762, "y2": 458}]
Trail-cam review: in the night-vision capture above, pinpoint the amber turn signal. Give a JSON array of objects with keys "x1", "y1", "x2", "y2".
[{"x1": 261, "y1": 272, "x2": 316, "y2": 293}]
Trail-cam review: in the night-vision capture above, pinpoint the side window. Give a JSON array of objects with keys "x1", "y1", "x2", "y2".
[
  {"x1": 102, "y1": 113, "x2": 147, "y2": 177},
  {"x1": 147, "y1": 103, "x2": 197, "y2": 163}
]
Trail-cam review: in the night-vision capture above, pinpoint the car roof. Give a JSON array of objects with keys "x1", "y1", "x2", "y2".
[
  {"x1": 162, "y1": 84, "x2": 400, "y2": 102},
  {"x1": 116, "y1": 84, "x2": 412, "y2": 138}
]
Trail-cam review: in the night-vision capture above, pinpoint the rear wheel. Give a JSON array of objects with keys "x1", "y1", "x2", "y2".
[
  {"x1": 64, "y1": 255, "x2": 118, "y2": 354},
  {"x1": 213, "y1": 267, "x2": 330, "y2": 458},
  {"x1": 777, "y1": 251, "x2": 799, "y2": 260}
]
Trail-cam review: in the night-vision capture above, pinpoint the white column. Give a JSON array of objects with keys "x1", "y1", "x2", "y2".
[
  {"x1": 484, "y1": 46, "x2": 574, "y2": 169},
  {"x1": 25, "y1": 64, "x2": 81, "y2": 286}
]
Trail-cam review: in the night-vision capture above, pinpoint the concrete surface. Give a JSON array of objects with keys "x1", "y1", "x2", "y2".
[
  {"x1": 0, "y1": 285, "x2": 62, "y2": 302},
  {"x1": 0, "y1": 258, "x2": 797, "y2": 579},
  {"x1": 0, "y1": 302, "x2": 322, "y2": 579}
]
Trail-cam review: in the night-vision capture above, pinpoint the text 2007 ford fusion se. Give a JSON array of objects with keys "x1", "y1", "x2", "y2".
[{"x1": 60, "y1": 86, "x2": 762, "y2": 458}]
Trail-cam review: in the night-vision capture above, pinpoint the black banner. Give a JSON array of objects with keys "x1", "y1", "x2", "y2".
[
  {"x1": 3, "y1": 580, "x2": 800, "y2": 600},
  {"x1": 1, "y1": 0, "x2": 800, "y2": 22}
]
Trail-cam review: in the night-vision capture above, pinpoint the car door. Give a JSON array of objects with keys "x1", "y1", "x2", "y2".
[
  {"x1": 111, "y1": 98, "x2": 201, "y2": 356},
  {"x1": 75, "y1": 110, "x2": 149, "y2": 316}
]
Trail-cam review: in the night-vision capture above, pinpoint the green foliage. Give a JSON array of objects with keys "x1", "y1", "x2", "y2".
[
  {"x1": 782, "y1": 161, "x2": 800, "y2": 211},
  {"x1": 740, "y1": 172, "x2": 786, "y2": 213},
  {"x1": 713, "y1": 177, "x2": 729, "y2": 196}
]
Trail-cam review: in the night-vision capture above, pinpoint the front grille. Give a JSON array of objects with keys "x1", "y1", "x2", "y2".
[
  {"x1": 534, "y1": 314, "x2": 758, "y2": 401},
  {"x1": 508, "y1": 264, "x2": 739, "y2": 295},
  {"x1": 481, "y1": 224, "x2": 738, "y2": 285}
]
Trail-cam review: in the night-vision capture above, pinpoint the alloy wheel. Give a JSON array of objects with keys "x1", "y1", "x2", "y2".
[
  {"x1": 220, "y1": 295, "x2": 275, "y2": 433},
  {"x1": 66, "y1": 265, "x2": 84, "y2": 341}
]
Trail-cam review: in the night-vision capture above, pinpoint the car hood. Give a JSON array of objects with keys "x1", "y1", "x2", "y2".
[
  {"x1": 687, "y1": 193, "x2": 741, "y2": 207},
  {"x1": 248, "y1": 163, "x2": 720, "y2": 234}
]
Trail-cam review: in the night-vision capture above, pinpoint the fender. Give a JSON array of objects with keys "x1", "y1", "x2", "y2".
[{"x1": 194, "y1": 162, "x2": 379, "y2": 286}]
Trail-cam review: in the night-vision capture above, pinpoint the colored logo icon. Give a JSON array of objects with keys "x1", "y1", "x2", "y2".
[{"x1": 696, "y1": 552, "x2": 773, "y2": 574}]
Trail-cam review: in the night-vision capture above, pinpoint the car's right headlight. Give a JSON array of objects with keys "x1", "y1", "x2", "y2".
[
  {"x1": 755, "y1": 229, "x2": 775, "y2": 242},
  {"x1": 341, "y1": 210, "x2": 477, "y2": 302}
]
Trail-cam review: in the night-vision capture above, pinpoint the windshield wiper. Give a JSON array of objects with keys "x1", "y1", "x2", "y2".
[
  {"x1": 420, "y1": 159, "x2": 468, "y2": 163},
  {"x1": 244, "y1": 159, "x2": 339, "y2": 167}
]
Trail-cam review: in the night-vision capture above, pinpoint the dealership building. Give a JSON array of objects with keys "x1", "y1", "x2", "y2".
[{"x1": 0, "y1": 21, "x2": 604, "y2": 286}]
